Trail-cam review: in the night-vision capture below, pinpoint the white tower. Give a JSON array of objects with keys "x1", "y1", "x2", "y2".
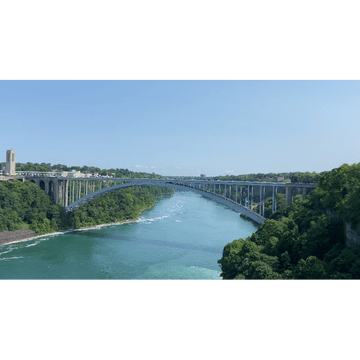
[{"x1": 5, "y1": 149, "x2": 16, "y2": 175}]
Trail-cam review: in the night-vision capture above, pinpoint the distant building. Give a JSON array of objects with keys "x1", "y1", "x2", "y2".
[
  {"x1": 68, "y1": 171, "x2": 83, "y2": 178},
  {"x1": 5, "y1": 150, "x2": 16, "y2": 176},
  {"x1": 277, "y1": 176, "x2": 284, "y2": 182},
  {"x1": 200, "y1": 174, "x2": 206, "y2": 179}
]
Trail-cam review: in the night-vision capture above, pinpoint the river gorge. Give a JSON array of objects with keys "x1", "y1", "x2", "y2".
[{"x1": 0, "y1": 191, "x2": 258, "y2": 279}]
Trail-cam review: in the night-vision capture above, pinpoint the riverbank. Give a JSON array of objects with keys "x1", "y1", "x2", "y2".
[
  {"x1": 0, "y1": 218, "x2": 141, "y2": 248},
  {"x1": 0, "y1": 199, "x2": 159, "y2": 248},
  {"x1": 239, "y1": 213, "x2": 260, "y2": 227}
]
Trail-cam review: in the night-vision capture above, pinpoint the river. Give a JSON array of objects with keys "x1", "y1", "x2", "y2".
[{"x1": 0, "y1": 191, "x2": 258, "y2": 279}]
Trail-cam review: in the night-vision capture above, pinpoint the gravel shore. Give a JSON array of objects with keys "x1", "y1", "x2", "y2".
[{"x1": 0, "y1": 228, "x2": 37, "y2": 247}]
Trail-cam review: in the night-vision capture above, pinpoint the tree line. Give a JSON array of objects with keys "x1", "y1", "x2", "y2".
[
  {"x1": 0, "y1": 180, "x2": 174, "y2": 235},
  {"x1": 218, "y1": 163, "x2": 360, "y2": 279},
  {"x1": 216, "y1": 171, "x2": 321, "y2": 184},
  {"x1": 0, "y1": 161, "x2": 163, "y2": 179}
]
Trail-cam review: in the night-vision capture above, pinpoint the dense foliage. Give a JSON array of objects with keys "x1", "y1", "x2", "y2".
[
  {"x1": 65, "y1": 186, "x2": 174, "y2": 229},
  {"x1": 218, "y1": 163, "x2": 360, "y2": 279},
  {"x1": 0, "y1": 180, "x2": 174, "y2": 235},
  {"x1": 0, "y1": 180, "x2": 66, "y2": 234}
]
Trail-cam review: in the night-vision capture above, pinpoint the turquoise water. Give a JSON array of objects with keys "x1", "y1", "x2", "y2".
[{"x1": 0, "y1": 191, "x2": 258, "y2": 279}]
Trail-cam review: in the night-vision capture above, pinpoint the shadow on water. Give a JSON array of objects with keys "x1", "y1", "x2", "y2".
[{"x1": 70, "y1": 231, "x2": 223, "y2": 254}]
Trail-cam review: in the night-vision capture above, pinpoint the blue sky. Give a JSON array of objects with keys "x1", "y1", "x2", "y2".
[{"x1": 1, "y1": 80, "x2": 360, "y2": 176}]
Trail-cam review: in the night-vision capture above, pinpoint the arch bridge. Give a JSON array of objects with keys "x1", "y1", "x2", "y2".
[{"x1": 22, "y1": 176, "x2": 316, "y2": 224}]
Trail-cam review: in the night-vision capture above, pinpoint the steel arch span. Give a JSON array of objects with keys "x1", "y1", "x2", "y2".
[{"x1": 64, "y1": 180, "x2": 267, "y2": 224}]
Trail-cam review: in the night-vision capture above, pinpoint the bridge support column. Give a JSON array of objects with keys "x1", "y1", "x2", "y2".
[
  {"x1": 45, "y1": 180, "x2": 49, "y2": 195},
  {"x1": 262, "y1": 186, "x2": 266, "y2": 217},
  {"x1": 247, "y1": 185, "x2": 250, "y2": 209},
  {"x1": 236, "y1": 185, "x2": 238, "y2": 205},
  {"x1": 54, "y1": 179, "x2": 60, "y2": 204},
  {"x1": 302, "y1": 187, "x2": 307, "y2": 200},
  {"x1": 59, "y1": 182, "x2": 63, "y2": 206},
  {"x1": 251, "y1": 186, "x2": 254, "y2": 209},
  {"x1": 285, "y1": 186, "x2": 292, "y2": 206},
  {"x1": 65, "y1": 180, "x2": 69, "y2": 207},
  {"x1": 61, "y1": 181, "x2": 65, "y2": 206},
  {"x1": 260, "y1": 185, "x2": 262, "y2": 216}
]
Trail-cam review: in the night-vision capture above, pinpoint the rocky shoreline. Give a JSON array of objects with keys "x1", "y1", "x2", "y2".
[{"x1": 0, "y1": 227, "x2": 38, "y2": 247}]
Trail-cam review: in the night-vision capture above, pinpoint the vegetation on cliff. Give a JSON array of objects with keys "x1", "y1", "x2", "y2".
[
  {"x1": 64, "y1": 186, "x2": 174, "y2": 229},
  {"x1": 0, "y1": 180, "x2": 174, "y2": 236},
  {"x1": 0, "y1": 180, "x2": 65, "y2": 234},
  {"x1": 218, "y1": 163, "x2": 360, "y2": 279}
]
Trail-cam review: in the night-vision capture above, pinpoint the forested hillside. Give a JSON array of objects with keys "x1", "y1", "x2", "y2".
[
  {"x1": 218, "y1": 163, "x2": 360, "y2": 279},
  {"x1": 0, "y1": 180, "x2": 66, "y2": 234},
  {"x1": 65, "y1": 186, "x2": 174, "y2": 229},
  {"x1": 0, "y1": 180, "x2": 174, "y2": 235}
]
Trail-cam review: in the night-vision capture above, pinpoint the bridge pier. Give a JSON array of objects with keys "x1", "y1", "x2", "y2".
[
  {"x1": 252, "y1": 186, "x2": 255, "y2": 209},
  {"x1": 73, "y1": 181, "x2": 75, "y2": 201},
  {"x1": 45, "y1": 181, "x2": 49, "y2": 195},
  {"x1": 65, "y1": 180, "x2": 69, "y2": 207},
  {"x1": 285, "y1": 186, "x2": 291, "y2": 206},
  {"x1": 53, "y1": 179, "x2": 59, "y2": 204},
  {"x1": 262, "y1": 186, "x2": 265, "y2": 217}
]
